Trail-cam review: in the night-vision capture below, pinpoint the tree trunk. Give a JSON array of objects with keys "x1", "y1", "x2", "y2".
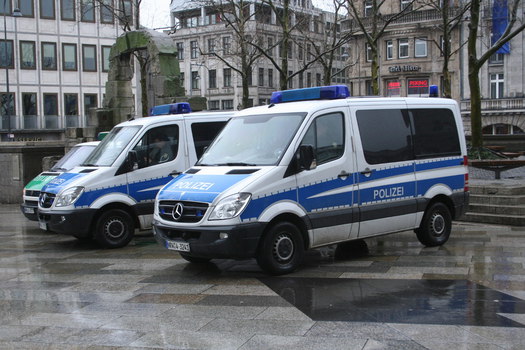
[
  {"x1": 370, "y1": 48, "x2": 379, "y2": 95},
  {"x1": 468, "y1": 68, "x2": 483, "y2": 148}
]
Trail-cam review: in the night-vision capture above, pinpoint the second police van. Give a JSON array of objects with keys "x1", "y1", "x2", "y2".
[
  {"x1": 153, "y1": 86, "x2": 470, "y2": 275},
  {"x1": 37, "y1": 104, "x2": 232, "y2": 248}
]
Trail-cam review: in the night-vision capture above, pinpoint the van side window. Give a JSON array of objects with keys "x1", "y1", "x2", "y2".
[
  {"x1": 300, "y1": 113, "x2": 344, "y2": 165},
  {"x1": 356, "y1": 109, "x2": 412, "y2": 164},
  {"x1": 132, "y1": 125, "x2": 179, "y2": 168},
  {"x1": 410, "y1": 109, "x2": 461, "y2": 158},
  {"x1": 191, "y1": 121, "x2": 228, "y2": 159}
]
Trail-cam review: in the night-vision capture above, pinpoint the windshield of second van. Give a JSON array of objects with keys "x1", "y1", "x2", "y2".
[
  {"x1": 51, "y1": 144, "x2": 98, "y2": 171},
  {"x1": 81, "y1": 126, "x2": 141, "y2": 167},
  {"x1": 197, "y1": 113, "x2": 306, "y2": 166}
]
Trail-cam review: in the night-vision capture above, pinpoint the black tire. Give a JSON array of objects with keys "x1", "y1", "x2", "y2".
[
  {"x1": 179, "y1": 252, "x2": 211, "y2": 264},
  {"x1": 94, "y1": 209, "x2": 135, "y2": 248},
  {"x1": 416, "y1": 202, "x2": 452, "y2": 247},
  {"x1": 256, "y1": 221, "x2": 304, "y2": 275}
]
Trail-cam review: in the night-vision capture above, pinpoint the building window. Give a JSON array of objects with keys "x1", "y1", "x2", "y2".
[
  {"x1": 407, "y1": 78, "x2": 429, "y2": 96},
  {"x1": 40, "y1": 0, "x2": 55, "y2": 19},
  {"x1": 222, "y1": 99, "x2": 233, "y2": 110},
  {"x1": 0, "y1": 0, "x2": 11, "y2": 14},
  {"x1": 209, "y1": 69, "x2": 217, "y2": 89},
  {"x1": 288, "y1": 70, "x2": 293, "y2": 89},
  {"x1": 101, "y1": 46, "x2": 111, "y2": 72},
  {"x1": 223, "y1": 68, "x2": 232, "y2": 87},
  {"x1": 43, "y1": 93, "x2": 58, "y2": 116},
  {"x1": 191, "y1": 71, "x2": 199, "y2": 90},
  {"x1": 176, "y1": 42, "x2": 184, "y2": 60},
  {"x1": 62, "y1": 43, "x2": 77, "y2": 71},
  {"x1": 299, "y1": 72, "x2": 304, "y2": 88},
  {"x1": 22, "y1": 93, "x2": 37, "y2": 116},
  {"x1": 1, "y1": 92, "x2": 15, "y2": 118},
  {"x1": 20, "y1": 41, "x2": 36, "y2": 69},
  {"x1": 64, "y1": 93, "x2": 78, "y2": 116},
  {"x1": 84, "y1": 94, "x2": 97, "y2": 117},
  {"x1": 364, "y1": 0, "x2": 373, "y2": 16},
  {"x1": 415, "y1": 38, "x2": 427, "y2": 57},
  {"x1": 0, "y1": 40, "x2": 14, "y2": 68},
  {"x1": 398, "y1": 38, "x2": 409, "y2": 58},
  {"x1": 267, "y1": 37, "x2": 273, "y2": 57},
  {"x1": 179, "y1": 72, "x2": 184, "y2": 87},
  {"x1": 400, "y1": 0, "x2": 412, "y2": 11},
  {"x1": 316, "y1": 73, "x2": 322, "y2": 86},
  {"x1": 489, "y1": 53, "x2": 504, "y2": 65},
  {"x1": 222, "y1": 37, "x2": 231, "y2": 55},
  {"x1": 20, "y1": 0, "x2": 34, "y2": 17},
  {"x1": 120, "y1": 0, "x2": 133, "y2": 28},
  {"x1": 366, "y1": 43, "x2": 372, "y2": 62},
  {"x1": 258, "y1": 68, "x2": 264, "y2": 86},
  {"x1": 209, "y1": 100, "x2": 220, "y2": 110},
  {"x1": 42, "y1": 43, "x2": 57, "y2": 70},
  {"x1": 386, "y1": 40, "x2": 393, "y2": 60},
  {"x1": 61, "y1": 0, "x2": 75, "y2": 20},
  {"x1": 490, "y1": 73, "x2": 504, "y2": 99},
  {"x1": 307, "y1": 72, "x2": 312, "y2": 87},
  {"x1": 208, "y1": 38, "x2": 215, "y2": 53},
  {"x1": 386, "y1": 79, "x2": 401, "y2": 97},
  {"x1": 100, "y1": 0, "x2": 114, "y2": 23},
  {"x1": 82, "y1": 45, "x2": 96, "y2": 72},
  {"x1": 81, "y1": 0, "x2": 95, "y2": 22},
  {"x1": 190, "y1": 41, "x2": 198, "y2": 59},
  {"x1": 365, "y1": 80, "x2": 373, "y2": 95},
  {"x1": 268, "y1": 68, "x2": 273, "y2": 88}
]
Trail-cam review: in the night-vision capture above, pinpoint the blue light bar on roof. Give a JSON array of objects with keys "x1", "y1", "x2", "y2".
[
  {"x1": 149, "y1": 102, "x2": 192, "y2": 116},
  {"x1": 270, "y1": 85, "x2": 350, "y2": 104},
  {"x1": 429, "y1": 85, "x2": 439, "y2": 97}
]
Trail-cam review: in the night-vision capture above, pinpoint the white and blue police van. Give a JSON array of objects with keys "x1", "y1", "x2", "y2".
[
  {"x1": 37, "y1": 103, "x2": 232, "y2": 248},
  {"x1": 152, "y1": 86, "x2": 470, "y2": 275}
]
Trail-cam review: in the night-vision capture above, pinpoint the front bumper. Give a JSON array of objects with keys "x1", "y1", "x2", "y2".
[
  {"x1": 153, "y1": 220, "x2": 266, "y2": 260},
  {"x1": 38, "y1": 208, "x2": 97, "y2": 238},
  {"x1": 20, "y1": 201, "x2": 39, "y2": 221}
]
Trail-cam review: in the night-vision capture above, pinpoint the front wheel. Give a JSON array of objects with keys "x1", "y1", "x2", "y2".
[
  {"x1": 256, "y1": 221, "x2": 304, "y2": 275},
  {"x1": 416, "y1": 202, "x2": 452, "y2": 247},
  {"x1": 94, "y1": 209, "x2": 135, "y2": 248}
]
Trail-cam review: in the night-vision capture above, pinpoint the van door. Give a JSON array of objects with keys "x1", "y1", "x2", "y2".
[
  {"x1": 295, "y1": 108, "x2": 358, "y2": 247},
  {"x1": 125, "y1": 122, "x2": 187, "y2": 228},
  {"x1": 351, "y1": 102, "x2": 418, "y2": 237}
]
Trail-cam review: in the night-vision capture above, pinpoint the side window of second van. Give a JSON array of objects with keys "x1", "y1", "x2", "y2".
[
  {"x1": 132, "y1": 125, "x2": 179, "y2": 169},
  {"x1": 300, "y1": 113, "x2": 345, "y2": 165}
]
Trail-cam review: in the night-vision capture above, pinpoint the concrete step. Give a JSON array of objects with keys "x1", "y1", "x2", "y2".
[
  {"x1": 468, "y1": 203, "x2": 525, "y2": 216},
  {"x1": 460, "y1": 212, "x2": 525, "y2": 226},
  {"x1": 469, "y1": 185, "x2": 525, "y2": 196},
  {"x1": 469, "y1": 194, "x2": 525, "y2": 206}
]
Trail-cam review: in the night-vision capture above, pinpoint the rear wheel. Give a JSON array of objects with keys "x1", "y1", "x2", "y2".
[
  {"x1": 416, "y1": 202, "x2": 452, "y2": 247},
  {"x1": 94, "y1": 209, "x2": 135, "y2": 248},
  {"x1": 256, "y1": 221, "x2": 304, "y2": 275}
]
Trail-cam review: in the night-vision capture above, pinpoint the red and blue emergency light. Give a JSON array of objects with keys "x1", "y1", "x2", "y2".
[{"x1": 270, "y1": 85, "x2": 350, "y2": 104}]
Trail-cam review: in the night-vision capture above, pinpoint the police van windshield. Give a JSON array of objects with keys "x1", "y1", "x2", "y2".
[
  {"x1": 198, "y1": 113, "x2": 306, "y2": 166},
  {"x1": 51, "y1": 144, "x2": 97, "y2": 171},
  {"x1": 82, "y1": 126, "x2": 141, "y2": 167}
]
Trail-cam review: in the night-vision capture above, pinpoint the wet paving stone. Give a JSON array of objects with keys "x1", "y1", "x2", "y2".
[{"x1": 1, "y1": 204, "x2": 525, "y2": 349}]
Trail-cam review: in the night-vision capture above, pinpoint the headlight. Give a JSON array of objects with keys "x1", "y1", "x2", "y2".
[
  {"x1": 209, "y1": 193, "x2": 251, "y2": 220},
  {"x1": 55, "y1": 186, "x2": 84, "y2": 207}
]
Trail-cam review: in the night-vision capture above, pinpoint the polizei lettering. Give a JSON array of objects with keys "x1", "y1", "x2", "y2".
[
  {"x1": 173, "y1": 181, "x2": 214, "y2": 191},
  {"x1": 373, "y1": 186, "x2": 404, "y2": 200}
]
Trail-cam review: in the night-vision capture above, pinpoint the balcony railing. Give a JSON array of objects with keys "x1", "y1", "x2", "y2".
[
  {"x1": 0, "y1": 115, "x2": 86, "y2": 130},
  {"x1": 460, "y1": 98, "x2": 525, "y2": 112}
]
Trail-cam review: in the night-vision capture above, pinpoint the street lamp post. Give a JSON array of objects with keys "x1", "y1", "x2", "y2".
[{"x1": 3, "y1": 0, "x2": 21, "y2": 141}]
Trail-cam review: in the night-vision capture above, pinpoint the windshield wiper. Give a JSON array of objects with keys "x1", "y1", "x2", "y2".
[
  {"x1": 80, "y1": 163, "x2": 99, "y2": 167},
  {"x1": 216, "y1": 162, "x2": 257, "y2": 166},
  {"x1": 50, "y1": 167, "x2": 67, "y2": 172}
]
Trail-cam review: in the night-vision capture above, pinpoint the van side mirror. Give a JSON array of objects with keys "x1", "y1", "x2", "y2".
[{"x1": 298, "y1": 144, "x2": 317, "y2": 171}]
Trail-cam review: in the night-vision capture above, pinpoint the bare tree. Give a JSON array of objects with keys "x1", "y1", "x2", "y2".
[
  {"x1": 423, "y1": 0, "x2": 471, "y2": 98},
  {"x1": 467, "y1": 0, "x2": 525, "y2": 148},
  {"x1": 346, "y1": 0, "x2": 420, "y2": 95},
  {"x1": 198, "y1": 0, "x2": 264, "y2": 109}
]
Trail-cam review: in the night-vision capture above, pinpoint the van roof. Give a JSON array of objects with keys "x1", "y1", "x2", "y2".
[{"x1": 114, "y1": 111, "x2": 235, "y2": 128}]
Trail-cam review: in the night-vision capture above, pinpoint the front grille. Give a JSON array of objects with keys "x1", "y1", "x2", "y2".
[
  {"x1": 26, "y1": 190, "x2": 40, "y2": 198},
  {"x1": 158, "y1": 200, "x2": 208, "y2": 223},
  {"x1": 39, "y1": 192, "x2": 56, "y2": 208},
  {"x1": 24, "y1": 200, "x2": 38, "y2": 206}
]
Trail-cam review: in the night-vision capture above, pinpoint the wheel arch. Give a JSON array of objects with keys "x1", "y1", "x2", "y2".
[
  {"x1": 90, "y1": 202, "x2": 139, "y2": 237},
  {"x1": 262, "y1": 213, "x2": 310, "y2": 251}
]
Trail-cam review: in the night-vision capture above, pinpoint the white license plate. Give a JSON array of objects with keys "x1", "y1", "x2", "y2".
[
  {"x1": 39, "y1": 221, "x2": 48, "y2": 231},
  {"x1": 24, "y1": 207, "x2": 35, "y2": 214},
  {"x1": 166, "y1": 240, "x2": 190, "y2": 252}
]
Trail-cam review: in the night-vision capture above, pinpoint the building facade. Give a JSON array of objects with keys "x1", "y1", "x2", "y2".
[
  {"x1": 169, "y1": 0, "x2": 347, "y2": 110},
  {"x1": 0, "y1": 0, "x2": 136, "y2": 141}
]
